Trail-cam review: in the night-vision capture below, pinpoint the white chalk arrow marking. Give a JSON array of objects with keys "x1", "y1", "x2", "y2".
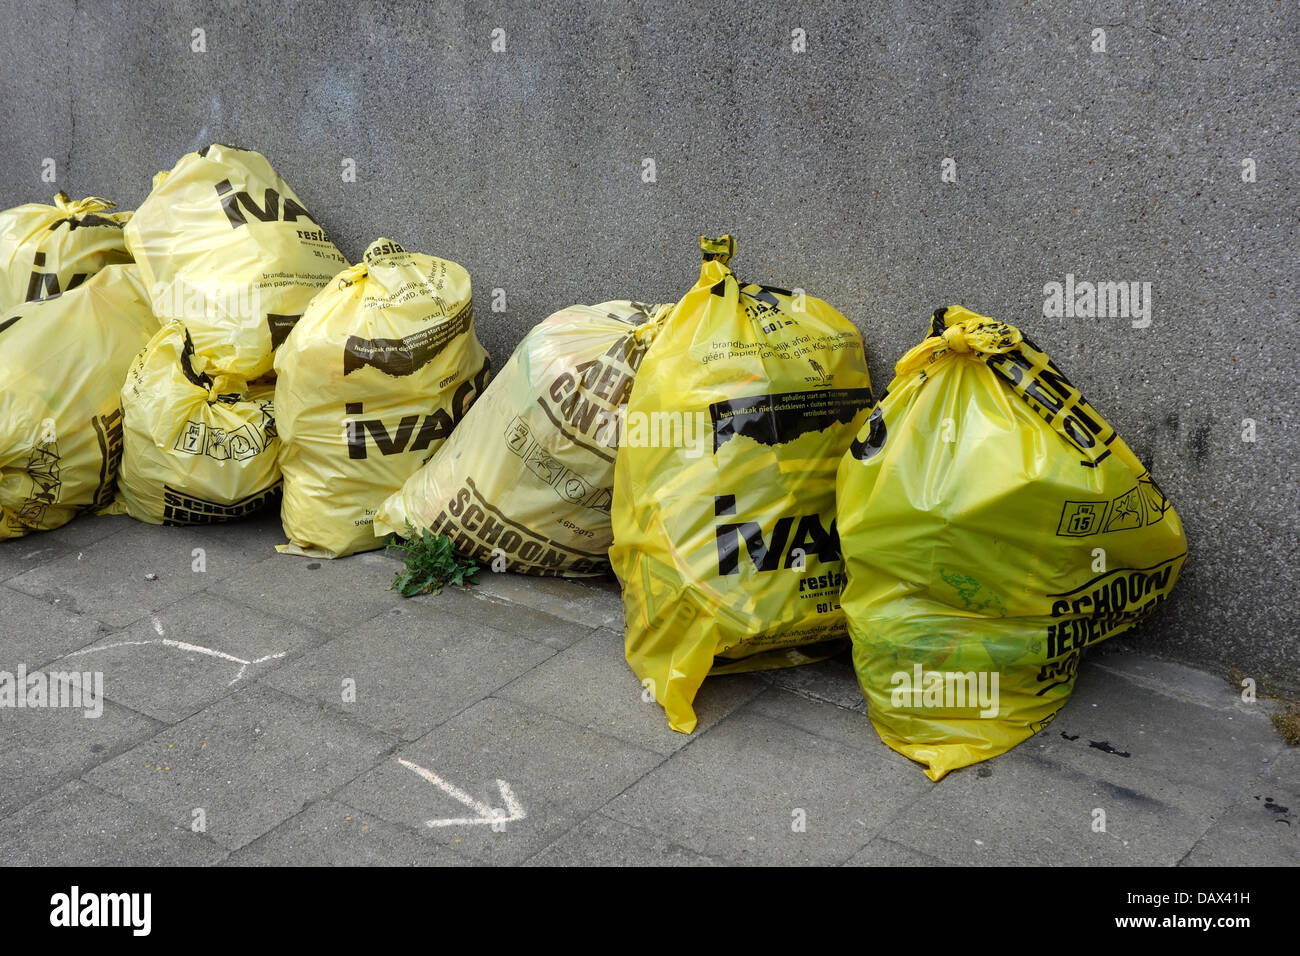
[{"x1": 397, "y1": 757, "x2": 525, "y2": 829}]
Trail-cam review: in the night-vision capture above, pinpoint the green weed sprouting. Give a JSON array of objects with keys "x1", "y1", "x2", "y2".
[{"x1": 389, "y1": 522, "x2": 480, "y2": 597}]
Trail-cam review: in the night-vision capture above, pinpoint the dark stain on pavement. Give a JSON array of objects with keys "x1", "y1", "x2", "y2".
[
  {"x1": 1088, "y1": 740, "x2": 1132, "y2": 758},
  {"x1": 1257, "y1": 796, "x2": 1291, "y2": 824},
  {"x1": 1189, "y1": 422, "x2": 1211, "y2": 464}
]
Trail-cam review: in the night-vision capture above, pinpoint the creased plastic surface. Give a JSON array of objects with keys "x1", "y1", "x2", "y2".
[
  {"x1": 837, "y1": 305, "x2": 1187, "y2": 780},
  {"x1": 0, "y1": 265, "x2": 158, "y2": 538},
  {"x1": 0, "y1": 192, "x2": 132, "y2": 312},
  {"x1": 113, "y1": 321, "x2": 281, "y2": 525},
  {"x1": 275, "y1": 238, "x2": 489, "y2": 559},
  {"x1": 376, "y1": 300, "x2": 669, "y2": 576},
  {"x1": 125, "y1": 143, "x2": 346, "y2": 379},
  {"x1": 611, "y1": 236, "x2": 873, "y2": 732}
]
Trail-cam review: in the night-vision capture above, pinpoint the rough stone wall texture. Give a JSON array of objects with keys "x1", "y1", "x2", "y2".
[{"x1": 1, "y1": 1, "x2": 1294, "y2": 689}]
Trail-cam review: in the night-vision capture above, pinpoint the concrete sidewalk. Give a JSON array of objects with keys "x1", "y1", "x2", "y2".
[{"x1": 0, "y1": 511, "x2": 1294, "y2": 867}]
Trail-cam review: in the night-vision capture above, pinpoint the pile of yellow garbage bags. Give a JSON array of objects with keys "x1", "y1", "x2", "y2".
[{"x1": 0, "y1": 145, "x2": 1187, "y2": 778}]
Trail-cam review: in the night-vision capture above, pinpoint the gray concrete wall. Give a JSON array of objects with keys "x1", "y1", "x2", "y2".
[{"x1": 1, "y1": 0, "x2": 1295, "y2": 690}]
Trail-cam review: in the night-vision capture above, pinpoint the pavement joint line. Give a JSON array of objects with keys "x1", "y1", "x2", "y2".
[
  {"x1": 75, "y1": 776, "x2": 235, "y2": 861},
  {"x1": 1169, "y1": 782, "x2": 1261, "y2": 868},
  {"x1": 519, "y1": 808, "x2": 719, "y2": 866},
  {"x1": 388, "y1": 594, "x2": 583, "y2": 654},
  {"x1": 861, "y1": 835, "x2": 957, "y2": 867},
  {"x1": 470, "y1": 693, "x2": 669, "y2": 764},
  {"x1": 516, "y1": 811, "x2": 610, "y2": 865},
  {"x1": 0, "y1": 702, "x2": 165, "y2": 825},
  {"x1": 75, "y1": 682, "x2": 403, "y2": 853},
  {"x1": 751, "y1": 671, "x2": 868, "y2": 713},
  {"x1": 743, "y1": 685, "x2": 921, "y2": 769},
  {"x1": 492, "y1": 650, "x2": 769, "y2": 756},
  {"x1": 4, "y1": 563, "x2": 199, "y2": 637},
  {"x1": 1085, "y1": 658, "x2": 1275, "y2": 718},
  {"x1": 506, "y1": 620, "x2": 604, "y2": 652},
  {"x1": 246, "y1": 680, "x2": 405, "y2": 749},
  {"x1": 219, "y1": 793, "x2": 478, "y2": 867},
  {"x1": 458, "y1": 584, "x2": 622, "y2": 630},
  {"x1": 470, "y1": 592, "x2": 614, "y2": 630},
  {"x1": 307, "y1": 689, "x2": 521, "y2": 812},
  {"x1": 196, "y1": 581, "x2": 370, "y2": 638},
  {"x1": 251, "y1": 624, "x2": 561, "y2": 744},
  {"x1": 668, "y1": 688, "x2": 941, "y2": 863},
  {"x1": 1168, "y1": 746, "x2": 1299, "y2": 866},
  {"x1": 19, "y1": 625, "x2": 120, "y2": 673},
  {"x1": 577, "y1": 692, "x2": 826, "y2": 859}
]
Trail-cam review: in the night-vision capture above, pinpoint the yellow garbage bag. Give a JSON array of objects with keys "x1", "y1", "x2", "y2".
[
  {"x1": 0, "y1": 264, "x2": 159, "y2": 538},
  {"x1": 376, "y1": 300, "x2": 671, "y2": 576},
  {"x1": 125, "y1": 143, "x2": 347, "y2": 379},
  {"x1": 275, "y1": 238, "x2": 490, "y2": 559},
  {"x1": 836, "y1": 305, "x2": 1188, "y2": 780},
  {"x1": 112, "y1": 321, "x2": 281, "y2": 524},
  {"x1": 0, "y1": 192, "x2": 132, "y2": 310},
  {"x1": 610, "y1": 236, "x2": 874, "y2": 732}
]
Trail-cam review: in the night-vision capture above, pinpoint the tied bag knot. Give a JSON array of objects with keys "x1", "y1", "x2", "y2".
[
  {"x1": 52, "y1": 192, "x2": 117, "y2": 216},
  {"x1": 895, "y1": 310, "x2": 1023, "y2": 375}
]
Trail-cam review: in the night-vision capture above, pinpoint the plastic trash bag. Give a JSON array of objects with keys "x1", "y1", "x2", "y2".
[
  {"x1": 0, "y1": 192, "x2": 132, "y2": 310},
  {"x1": 111, "y1": 321, "x2": 281, "y2": 525},
  {"x1": 275, "y1": 238, "x2": 490, "y2": 559},
  {"x1": 125, "y1": 143, "x2": 346, "y2": 379},
  {"x1": 837, "y1": 305, "x2": 1187, "y2": 780},
  {"x1": 611, "y1": 236, "x2": 874, "y2": 733},
  {"x1": 375, "y1": 300, "x2": 670, "y2": 576},
  {"x1": 0, "y1": 265, "x2": 159, "y2": 538}
]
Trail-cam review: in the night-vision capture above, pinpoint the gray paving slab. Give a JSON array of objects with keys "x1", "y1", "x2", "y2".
[
  {"x1": 456, "y1": 570, "x2": 624, "y2": 629},
  {"x1": 49, "y1": 591, "x2": 329, "y2": 724},
  {"x1": 407, "y1": 580, "x2": 599, "y2": 651},
  {"x1": 0, "y1": 699, "x2": 161, "y2": 819},
  {"x1": 843, "y1": 836, "x2": 951, "y2": 867},
  {"x1": 755, "y1": 650, "x2": 868, "y2": 713},
  {"x1": 744, "y1": 680, "x2": 910, "y2": 763},
  {"x1": 879, "y1": 744, "x2": 1229, "y2": 867},
  {"x1": 1179, "y1": 750, "x2": 1300, "y2": 866},
  {"x1": 259, "y1": 603, "x2": 554, "y2": 740},
  {"x1": 497, "y1": 626, "x2": 766, "y2": 755},
  {"x1": 335, "y1": 696, "x2": 662, "y2": 865},
  {"x1": 0, "y1": 586, "x2": 114, "y2": 670},
  {"x1": 222, "y1": 799, "x2": 475, "y2": 867},
  {"x1": 5, "y1": 519, "x2": 268, "y2": 627},
  {"x1": 601, "y1": 689, "x2": 933, "y2": 866},
  {"x1": 1086, "y1": 647, "x2": 1242, "y2": 707},
  {"x1": 1034, "y1": 657, "x2": 1283, "y2": 799},
  {"x1": 84, "y1": 683, "x2": 394, "y2": 851},
  {"x1": 528, "y1": 812, "x2": 721, "y2": 867},
  {"x1": 0, "y1": 780, "x2": 226, "y2": 866},
  {"x1": 206, "y1": 550, "x2": 405, "y2": 635},
  {"x1": 0, "y1": 514, "x2": 136, "y2": 584},
  {"x1": 182, "y1": 508, "x2": 285, "y2": 553}
]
